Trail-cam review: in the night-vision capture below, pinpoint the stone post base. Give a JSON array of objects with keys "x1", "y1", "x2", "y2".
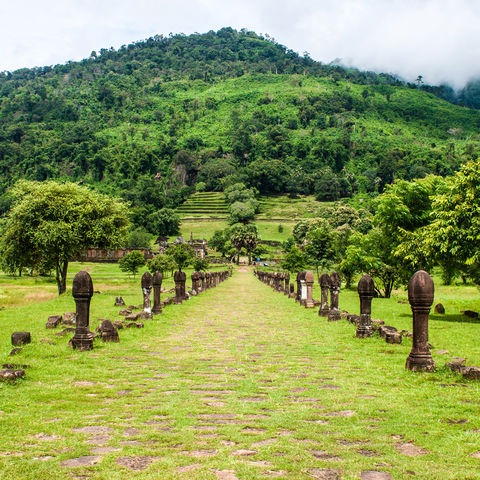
[
  {"x1": 327, "y1": 311, "x2": 341, "y2": 322},
  {"x1": 406, "y1": 354, "x2": 435, "y2": 372},
  {"x1": 356, "y1": 326, "x2": 374, "y2": 338},
  {"x1": 71, "y1": 332, "x2": 94, "y2": 351},
  {"x1": 319, "y1": 308, "x2": 330, "y2": 317}
]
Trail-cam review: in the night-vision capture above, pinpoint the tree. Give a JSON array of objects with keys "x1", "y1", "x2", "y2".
[
  {"x1": 147, "y1": 208, "x2": 180, "y2": 236},
  {"x1": 282, "y1": 246, "x2": 306, "y2": 274},
  {"x1": 167, "y1": 242, "x2": 195, "y2": 270},
  {"x1": 147, "y1": 254, "x2": 175, "y2": 277},
  {"x1": 119, "y1": 250, "x2": 146, "y2": 278},
  {"x1": 126, "y1": 227, "x2": 153, "y2": 249},
  {"x1": 303, "y1": 222, "x2": 338, "y2": 277},
  {"x1": 228, "y1": 201, "x2": 256, "y2": 225},
  {"x1": 193, "y1": 257, "x2": 209, "y2": 271},
  {"x1": 0, "y1": 181, "x2": 128, "y2": 294},
  {"x1": 229, "y1": 224, "x2": 259, "y2": 264}
]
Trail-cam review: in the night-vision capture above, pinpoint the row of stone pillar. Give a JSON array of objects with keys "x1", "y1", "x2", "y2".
[
  {"x1": 175, "y1": 269, "x2": 232, "y2": 304},
  {"x1": 354, "y1": 270, "x2": 436, "y2": 372}
]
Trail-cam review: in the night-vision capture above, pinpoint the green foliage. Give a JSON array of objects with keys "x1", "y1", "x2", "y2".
[
  {"x1": 0, "y1": 180, "x2": 128, "y2": 293},
  {"x1": 118, "y1": 250, "x2": 146, "y2": 278},
  {"x1": 147, "y1": 254, "x2": 175, "y2": 276},
  {"x1": 228, "y1": 201, "x2": 256, "y2": 225},
  {"x1": 303, "y1": 221, "x2": 338, "y2": 274},
  {"x1": 147, "y1": 208, "x2": 181, "y2": 236},
  {"x1": 282, "y1": 246, "x2": 306, "y2": 274},
  {"x1": 195, "y1": 181, "x2": 206, "y2": 192},
  {"x1": 126, "y1": 227, "x2": 153, "y2": 249},
  {"x1": 278, "y1": 224, "x2": 284, "y2": 233},
  {"x1": 192, "y1": 257, "x2": 209, "y2": 272},
  {"x1": 167, "y1": 243, "x2": 195, "y2": 271},
  {"x1": 229, "y1": 224, "x2": 260, "y2": 263}
]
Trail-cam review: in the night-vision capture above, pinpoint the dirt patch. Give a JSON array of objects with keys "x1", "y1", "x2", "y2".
[
  {"x1": 360, "y1": 471, "x2": 393, "y2": 480},
  {"x1": 183, "y1": 449, "x2": 218, "y2": 458},
  {"x1": 325, "y1": 410, "x2": 355, "y2": 417},
  {"x1": 250, "y1": 438, "x2": 277, "y2": 448},
  {"x1": 232, "y1": 449, "x2": 257, "y2": 456},
  {"x1": 311, "y1": 450, "x2": 341, "y2": 461},
  {"x1": 176, "y1": 463, "x2": 201, "y2": 473},
  {"x1": 215, "y1": 470, "x2": 240, "y2": 480},
  {"x1": 91, "y1": 446, "x2": 120, "y2": 454},
  {"x1": 242, "y1": 427, "x2": 266, "y2": 434},
  {"x1": 73, "y1": 381, "x2": 97, "y2": 387},
  {"x1": 85, "y1": 435, "x2": 110, "y2": 445},
  {"x1": 73, "y1": 426, "x2": 113, "y2": 435},
  {"x1": 358, "y1": 449, "x2": 381, "y2": 457},
  {"x1": 61, "y1": 456, "x2": 101, "y2": 467},
  {"x1": 115, "y1": 456, "x2": 158, "y2": 470},
  {"x1": 308, "y1": 469, "x2": 342, "y2": 480},
  {"x1": 395, "y1": 443, "x2": 428, "y2": 456}
]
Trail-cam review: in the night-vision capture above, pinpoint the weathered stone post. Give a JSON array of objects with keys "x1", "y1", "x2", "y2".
[
  {"x1": 141, "y1": 272, "x2": 153, "y2": 319},
  {"x1": 318, "y1": 273, "x2": 331, "y2": 316},
  {"x1": 406, "y1": 270, "x2": 435, "y2": 372},
  {"x1": 174, "y1": 270, "x2": 186, "y2": 304},
  {"x1": 296, "y1": 271, "x2": 306, "y2": 303},
  {"x1": 356, "y1": 274, "x2": 374, "y2": 337},
  {"x1": 327, "y1": 272, "x2": 341, "y2": 321},
  {"x1": 152, "y1": 271, "x2": 163, "y2": 315},
  {"x1": 289, "y1": 283, "x2": 295, "y2": 298},
  {"x1": 70, "y1": 271, "x2": 94, "y2": 351},
  {"x1": 305, "y1": 271, "x2": 315, "y2": 308},
  {"x1": 300, "y1": 274, "x2": 307, "y2": 306},
  {"x1": 284, "y1": 272, "x2": 290, "y2": 295},
  {"x1": 200, "y1": 272, "x2": 205, "y2": 292}
]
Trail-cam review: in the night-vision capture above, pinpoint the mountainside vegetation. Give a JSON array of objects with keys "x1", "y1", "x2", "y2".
[{"x1": 1, "y1": 28, "x2": 480, "y2": 231}]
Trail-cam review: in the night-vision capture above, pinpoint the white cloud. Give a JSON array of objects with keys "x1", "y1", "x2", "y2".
[{"x1": 0, "y1": 0, "x2": 479, "y2": 88}]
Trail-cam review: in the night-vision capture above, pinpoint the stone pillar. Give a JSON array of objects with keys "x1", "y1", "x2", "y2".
[
  {"x1": 305, "y1": 271, "x2": 315, "y2": 308},
  {"x1": 318, "y1": 273, "x2": 331, "y2": 316},
  {"x1": 356, "y1": 274, "x2": 374, "y2": 337},
  {"x1": 191, "y1": 271, "x2": 199, "y2": 293},
  {"x1": 174, "y1": 270, "x2": 186, "y2": 304},
  {"x1": 296, "y1": 271, "x2": 306, "y2": 303},
  {"x1": 327, "y1": 272, "x2": 341, "y2": 321},
  {"x1": 289, "y1": 283, "x2": 295, "y2": 298},
  {"x1": 406, "y1": 270, "x2": 435, "y2": 372},
  {"x1": 284, "y1": 272, "x2": 290, "y2": 295},
  {"x1": 141, "y1": 272, "x2": 153, "y2": 319},
  {"x1": 200, "y1": 272, "x2": 205, "y2": 292},
  {"x1": 70, "y1": 271, "x2": 94, "y2": 351},
  {"x1": 300, "y1": 279, "x2": 307, "y2": 306},
  {"x1": 152, "y1": 271, "x2": 163, "y2": 315}
]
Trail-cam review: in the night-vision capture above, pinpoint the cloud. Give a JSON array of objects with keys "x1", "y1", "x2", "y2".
[{"x1": 1, "y1": 0, "x2": 479, "y2": 88}]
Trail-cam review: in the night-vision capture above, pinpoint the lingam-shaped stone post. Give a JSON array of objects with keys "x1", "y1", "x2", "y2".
[
  {"x1": 70, "y1": 271, "x2": 94, "y2": 351},
  {"x1": 327, "y1": 272, "x2": 341, "y2": 321},
  {"x1": 152, "y1": 271, "x2": 163, "y2": 315},
  {"x1": 174, "y1": 270, "x2": 184, "y2": 304},
  {"x1": 296, "y1": 271, "x2": 305, "y2": 303},
  {"x1": 318, "y1": 273, "x2": 331, "y2": 316},
  {"x1": 356, "y1": 274, "x2": 374, "y2": 337},
  {"x1": 200, "y1": 272, "x2": 205, "y2": 292},
  {"x1": 141, "y1": 272, "x2": 153, "y2": 319},
  {"x1": 289, "y1": 283, "x2": 295, "y2": 298},
  {"x1": 284, "y1": 272, "x2": 290, "y2": 295},
  {"x1": 406, "y1": 270, "x2": 435, "y2": 372},
  {"x1": 305, "y1": 271, "x2": 315, "y2": 308}
]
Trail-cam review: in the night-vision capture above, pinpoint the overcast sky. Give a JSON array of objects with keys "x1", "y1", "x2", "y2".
[{"x1": 1, "y1": 0, "x2": 479, "y2": 89}]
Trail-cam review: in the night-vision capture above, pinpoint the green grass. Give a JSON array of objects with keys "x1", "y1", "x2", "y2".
[
  {"x1": 257, "y1": 195, "x2": 334, "y2": 220},
  {"x1": 1, "y1": 266, "x2": 480, "y2": 479}
]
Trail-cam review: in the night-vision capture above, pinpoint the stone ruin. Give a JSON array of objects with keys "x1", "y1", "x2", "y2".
[
  {"x1": 304, "y1": 271, "x2": 315, "y2": 308},
  {"x1": 97, "y1": 320, "x2": 119, "y2": 343},
  {"x1": 327, "y1": 272, "x2": 341, "y2": 322},
  {"x1": 356, "y1": 274, "x2": 374, "y2": 338},
  {"x1": 405, "y1": 270, "x2": 435, "y2": 372},
  {"x1": 174, "y1": 270, "x2": 187, "y2": 304},
  {"x1": 152, "y1": 271, "x2": 163, "y2": 315},
  {"x1": 70, "y1": 271, "x2": 95, "y2": 351},
  {"x1": 318, "y1": 273, "x2": 331, "y2": 317},
  {"x1": 141, "y1": 272, "x2": 153, "y2": 320}
]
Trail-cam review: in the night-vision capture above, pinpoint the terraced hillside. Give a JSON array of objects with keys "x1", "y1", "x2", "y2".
[{"x1": 176, "y1": 192, "x2": 229, "y2": 218}]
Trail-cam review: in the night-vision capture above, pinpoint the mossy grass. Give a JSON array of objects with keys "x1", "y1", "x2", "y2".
[{"x1": 1, "y1": 265, "x2": 480, "y2": 479}]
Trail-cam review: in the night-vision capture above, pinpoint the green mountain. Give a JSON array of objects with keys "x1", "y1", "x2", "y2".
[{"x1": 1, "y1": 27, "x2": 479, "y2": 229}]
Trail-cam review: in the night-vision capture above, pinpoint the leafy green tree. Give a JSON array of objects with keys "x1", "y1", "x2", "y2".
[
  {"x1": 282, "y1": 246, "x2": 306, "y2": 274},
  {"x1": 0, "y1": 180, "x2": 128, "y2": 294},
  {"x1": 126, "y1": 227, "x2": 153, "y2": 249},
  {"x1": 230, "y1": 224, "x2": 259, "y2": 264},
  {"x1": 228, "y1": 201, "x2": 256, "y2": 225},
  {"x1": 147, "y1": 254, "x2": 175, "y2": 277},
  {"x1": 167, "y1": 243, "x2": 195, "y2": 270},
  {"x1": 303, "y1": 222, "x2": 338, "y2": 277},
  {"x1": 147, "y1": 208, "x2": 180, "y2": 236},
  {"x1": 193, "y1": 257, "x2": 209, "y2": 271},
  {"x1": 119, "y1": 250, "x2": 146, "y2": 278}
]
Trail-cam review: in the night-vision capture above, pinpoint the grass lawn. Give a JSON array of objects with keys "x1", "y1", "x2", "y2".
[{"x1": 1, "y1": 266, "x2": 480, "y2": 479}]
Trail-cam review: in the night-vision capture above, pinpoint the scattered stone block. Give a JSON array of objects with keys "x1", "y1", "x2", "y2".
[
  {"x1": 9, "y1": 348, "x2": 22, "y2": 356},
  {"x1": 126, "y1": 322, "x2": 144, "y2": 328},
  {"x1": 461, "y1": 310, "x2": 478, "y2": 318},
  {"x1": 46, "y1": 315, "x2": 62, "y2": 329},
  {"x1": 434, "y1": 303, "x2": 445, "y2": 314},
  {"x1": 97, "y1": 320, "x2": 119, "y2": 342},
  {"x1": 119, "y1": 308, "x2": 132, "y2": 316},
  {"x1": 62, "y1": 312, "x2": 76, "y2": 326},
  {"x1": 2, "y1": 363, "x2": 28, "y2": 369},
  {"x1": 113, "y1": 320, "x2": 124, "y2": 330},
  {"x1": 378, "y1": 326, "x2": 397, "y2": 338},
  {"x1": 357, "y1": 274, "x2": 375, "y2": 338},
  {"x1": 114, "y1": 296, "x2": 125, "y2": 306},
  {"x1": 462, "y1": 366, "x2": 480, "y2": 380},
  {"x1": 11, "y1": 332, "x2": 31, "y2": 346},
  {"x1": 385, "y1": 332, "x2": 402, "y2": 344},
  {"x1": 0, "y1": 369, "x2": 25, "y2": 382},
  {"x1": 446, "y1": 358, "x2": 466, "y2": 373},
  {"x1": 125, "y1": 313, "x2": 140, "y2": 321}
]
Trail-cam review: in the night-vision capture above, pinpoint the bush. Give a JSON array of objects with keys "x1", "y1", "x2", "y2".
[{"x1": 119, "y1": 250, "x2": 146, "y2": 278}]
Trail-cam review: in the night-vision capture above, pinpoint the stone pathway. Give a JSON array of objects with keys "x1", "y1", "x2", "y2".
[{"x1": 1, "y1": 268, "x2": 478, "y2": 479}]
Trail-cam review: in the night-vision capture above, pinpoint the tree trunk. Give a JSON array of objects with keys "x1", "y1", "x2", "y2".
[{"x1": 56, "y1": 261, "x2": 69, "y2": 295}]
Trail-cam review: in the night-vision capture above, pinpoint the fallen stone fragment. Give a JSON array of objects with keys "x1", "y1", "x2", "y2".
[
  {"x1": 9, "y1": 348, "x2": 22, "y2": 356},
  {"x1": 114, "y1": 296, "x2": 125, "y2": 306},
  {"x1": 0, "y1": 369, "x2": 25, "y2": 382},
  {"x1": 62, "y1": 312, "x2": 76, "y2": 325},
  {"x1": 113, "y1": 320, "x2": 124, "y2": 330},
  {"x1": 11, "y1": 332, "x2": 31, "y2": 346},
  {"x1": 126, "y1": 322, "x2": 144, "y2": 328},
  {"x1": 115, "y1": 456, "x2": 157, "y2": 470},
  {"x1": 46, "y1": 315, "x2": 62, "y2": 329},
  {"x1": 2, "y1": 363, "x2": 28, "y2": 369},
  {"x1": 308, "y1": 468, "x2": 342, "y2": 480},
  {"x1": 461, "y1": 310, "x2": 478, "y2": 318},
  {"x1": 434, "y1": 303, "x2": 445, "y2": 314},
  {"x1": 462, "y1": 366, "x2": 480, "y2": 380},
  {"x1": 446, "y1": 358, "x2": 466, "y2": 373},
  {"x1": 378, "y1": 326, "x2": 397, "y2": 339},
  {"x1": 385, "y1": 332, "x2": 402, "y2": 344}
]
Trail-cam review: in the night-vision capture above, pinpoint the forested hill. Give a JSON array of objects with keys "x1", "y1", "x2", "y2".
[{"x1": 1, "y1": 27, "x2": 480, "y2": 228}]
